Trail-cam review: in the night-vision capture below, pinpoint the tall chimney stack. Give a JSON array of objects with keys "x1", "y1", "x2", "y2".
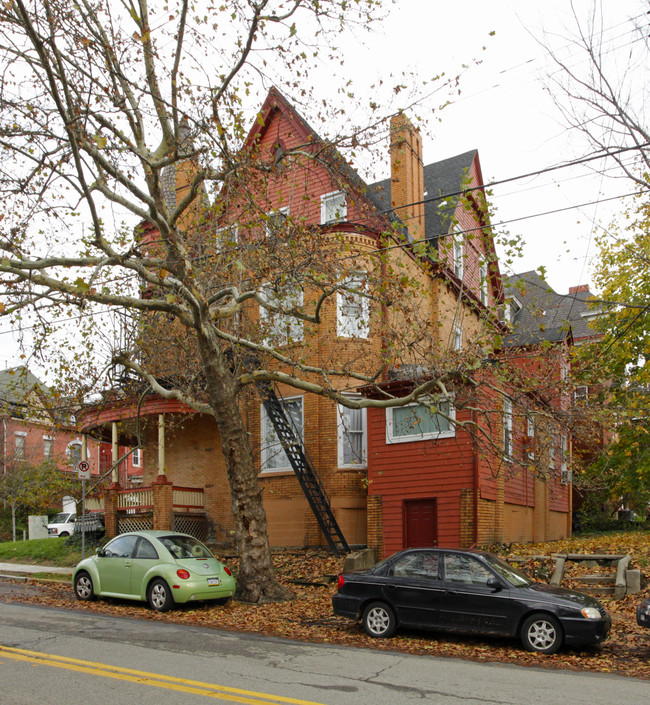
[{"x1": 390, "y1": 114, "x2": 425, "y2": 240}]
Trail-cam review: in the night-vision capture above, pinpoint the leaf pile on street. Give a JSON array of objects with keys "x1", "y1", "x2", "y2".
[{"x1": 2, "y1": 532, "x2": 649, "y2": 679}]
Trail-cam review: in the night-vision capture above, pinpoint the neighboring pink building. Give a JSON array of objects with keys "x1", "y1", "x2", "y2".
[{"x1": 0, "y1": 367, "x2": 142, "y2": 511}]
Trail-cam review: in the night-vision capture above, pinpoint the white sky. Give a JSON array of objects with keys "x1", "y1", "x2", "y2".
[{"x1": 0, "y1": 0, "x2": 646, "y2": 374}]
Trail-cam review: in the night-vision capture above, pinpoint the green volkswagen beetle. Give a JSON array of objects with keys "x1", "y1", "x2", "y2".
[{"x1": 73, "y1": 530, "x2": 236, "y2": 611}]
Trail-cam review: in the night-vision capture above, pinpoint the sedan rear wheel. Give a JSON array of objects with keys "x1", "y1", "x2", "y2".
[
  {"x1": 520, "y1": 613, "x2": 562, "y2": 654},
  {"x1": 362, "y1": 602, "x2": 397, "y2": 638},
  {"x1": 74, "y1": 571, "x2": 95, "y2": 601},
  {"x1": 147, "y1": 578, "x2": 174, "y2": 612}
]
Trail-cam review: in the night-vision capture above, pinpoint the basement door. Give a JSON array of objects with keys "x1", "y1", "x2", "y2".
[{"x1": 404, "y1": 498, "x2": 438, "y2": 548}]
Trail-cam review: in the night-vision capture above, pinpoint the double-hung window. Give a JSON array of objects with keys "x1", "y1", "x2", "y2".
[
  {"x1": 132, "y1": 448, "x2": 142, "y2": 467},
  {"x1": 453, "y1": 323, "x2": 463, "y2": 351},
  {"x1": 260, "y1": 396, "x2": 303, "y2": 472},
  {"x1": 502, "y1": 398, "x2": 513, "y2": 459},
  {"x1": 14, "y1": 432, "x2": 26, "y2": 461},
  {"x1": 260, "y1": 283, "x2": 304, "y2": 346},
  {"x1": 43, "y1": 436, "x2": 53, "y2": 460},
  {"x1": 337, "y1": 400, "x2": 367, "y2": 467},
  {"x1": 321, "y1": 191, "x2": 347, "y2": 224},
  {"x1": 386, "y1": 399, "x2": 455, "y2": 444},
  {"x1": 479, "y1": 259, "x2": 488, "y2": 305},
  {"x1": 215, "y1": 224, "x2": 238, "y2": 251},
  {"x1": 337, "y1": 275, "x2": 369, "y2": 338},
  {"x1": 452, "y1": 229, "x2": 464, "y2": 279}
]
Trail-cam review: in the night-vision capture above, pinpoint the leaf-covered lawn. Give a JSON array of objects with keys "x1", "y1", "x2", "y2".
[{"x1": 4, "y1": 532, "x2": 649, "y2": 679}]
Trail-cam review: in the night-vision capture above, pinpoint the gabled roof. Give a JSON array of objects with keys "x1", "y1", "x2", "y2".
[
  {"x1": 504, "y1": 271, "x2": 600, "y2": 347},
  {"x1": 0, "y1": 366, "x2": 49, "y2": 406},
  {"x1": 368, "y1": 150, "x2": 479, "y2": 245}
]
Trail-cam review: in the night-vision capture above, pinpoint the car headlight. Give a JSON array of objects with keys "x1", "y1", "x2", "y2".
[{"x1": 581, "y1": 607, "x2": 601, "y2": 619}]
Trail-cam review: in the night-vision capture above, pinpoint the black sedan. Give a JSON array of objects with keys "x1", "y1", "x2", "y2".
[{"x1": 332, "y1": 548, "x2": 611, "y2": 654}]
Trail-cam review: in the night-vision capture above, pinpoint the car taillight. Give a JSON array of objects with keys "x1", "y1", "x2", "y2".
[
  {"x1": 224, "y1": 566, "x2": 232, "y2": 576},
  {"x1": 337, "y1": 574, "x2": 345, "y2": 588},
  {"x1": 176, "y1": 569, "x2": 191, "y2": 580}
]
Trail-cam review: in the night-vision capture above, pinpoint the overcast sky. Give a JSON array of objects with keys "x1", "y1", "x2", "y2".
[
  {"x1": 334, "y1": 0, "x2": 647, "y2": 295},
  {"x1": 0, "y1": 0, "x2": 646, "y2": 373}
]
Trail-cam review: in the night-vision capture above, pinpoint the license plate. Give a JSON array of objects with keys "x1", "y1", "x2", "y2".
[{"x1": 207, "y1": 577, "x2": 220, "y2": 586}]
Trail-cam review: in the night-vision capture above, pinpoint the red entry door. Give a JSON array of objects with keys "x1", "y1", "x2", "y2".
[{"x1": 404, "y1": 499, "x2": 438, "y2": 548}]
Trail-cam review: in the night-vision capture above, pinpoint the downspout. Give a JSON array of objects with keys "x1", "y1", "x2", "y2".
[{"x1": 471, "y1": 408, "x2": 479, "y2": 547}]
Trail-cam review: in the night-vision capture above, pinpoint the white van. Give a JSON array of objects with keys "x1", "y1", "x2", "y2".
[{"x1": 47, "y1": 512, "x2": 76, "y2": 537}]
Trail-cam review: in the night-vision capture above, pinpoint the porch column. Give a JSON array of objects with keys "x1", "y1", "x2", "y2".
[
  {"x1": 158, "y1": 413, "x2": 166, "y2": 476},
  {"x1": 152, "y1": 413, "x2": 172, "y2": 531},
  {"x1": 111, "y1": 422, "x2": 119, "y2": 484}
]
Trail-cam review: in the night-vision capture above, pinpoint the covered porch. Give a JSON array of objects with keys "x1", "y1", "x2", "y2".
[{"x1": 79, "y1": 395, "x2": 212, "y2": 542}]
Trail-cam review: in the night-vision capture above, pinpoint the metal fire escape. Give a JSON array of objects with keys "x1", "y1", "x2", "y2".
[{"x1": 256, "y1": 380, "x2": 349, "y2": 555}]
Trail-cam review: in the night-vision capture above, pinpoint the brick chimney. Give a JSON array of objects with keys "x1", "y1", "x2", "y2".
[
  {"x1": 390, "y1": 114, "x2": 425, "y2": 240},
  {"x1": 568, "y1": 284, "x2": 590, "y2": 294}
]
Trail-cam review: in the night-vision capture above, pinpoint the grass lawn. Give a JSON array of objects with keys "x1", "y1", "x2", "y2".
[{"x1": 0, "y1": 537, "x2": 83, "y2": 567}]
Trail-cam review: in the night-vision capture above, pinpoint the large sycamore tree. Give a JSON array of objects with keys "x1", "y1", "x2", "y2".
[{"x1": 0, "y1": 0, "x2": 511, "y2": 601}]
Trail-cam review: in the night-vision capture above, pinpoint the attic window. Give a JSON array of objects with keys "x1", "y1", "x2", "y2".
[
  {"x1": 504, "y1": 298, "x2": 521, "y2": 323},
  {"x1": 265, "y1": 207, "x2": 289, "y2": 237},
  {"x1": 321, "y1": 191, "x2": 347, "y2": 225}
]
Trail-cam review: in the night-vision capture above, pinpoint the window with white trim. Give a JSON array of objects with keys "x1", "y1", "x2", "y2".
[
  {"x1": 502, "y1": 398, "x2": 513, "y2": 459},
  {"x1": 549, "y1": 436, "x2": 556, "y2": 469},
  {"x1": 560, "y1": 433, "x2": 571, "y2": 483},
  {"x1": 321, "y1": 191, "x2": 347, "y2": 225},
  {"x1": 479, "y1": 259, "x2": 488, "y2": 305},
  {"x1": 386, "y1": 400, "x2": 455, "y2": 444},
  {"x1": 526, "y1": 415, "x2": 535, "y2": 460},
  {"x1": 260, "y1": 283, "x2": 304, "y2": 345},
  {"x1": 453, "y1": 234, "x2": 464, "y2": 279},
  {"x1": 43, "y1": 436, "x2": 53, "y2": 460},
  {"x1": 453, "y1": 323, "x2": 463, "y2": 351},
  {"x1": 132, "y1": 448, "x2": 142, "y2": 467},
  {"x1": 337, "y1": 400, "x2": 367, "y2": 467},
  {"x1": 574, "y1": 385, "x2": 588, "y2": 404},
  {"x1": 265, "y1": 207, "x2": 289, "y2": 237},
  {"x1": 67, "y1": 441, "x2": 82, "y2": 468},
  {"x1": 14, "y1": 432, "x2": 26, "y2": 461},
  {"x1": 337, "y1": 275, "x2": 369, "y2": 338},
  {"x1": 216, "y1": 224, "x2": 238, "y2": 250},
  {"x1": 261, "y1": 396, "x2": 303, "y2": 472}
]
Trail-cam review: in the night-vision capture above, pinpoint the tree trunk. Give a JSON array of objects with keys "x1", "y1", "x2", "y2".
[{"x1": 198, "y1": 334, "x2": 292, "y2": 603}]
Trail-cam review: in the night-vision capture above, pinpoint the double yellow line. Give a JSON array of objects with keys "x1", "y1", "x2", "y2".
[{"x1": 0, "y1": 645, "x2": 328, "y2": 705}]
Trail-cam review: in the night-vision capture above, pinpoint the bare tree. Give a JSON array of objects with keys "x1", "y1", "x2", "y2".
[{"x1": 542, "y1": 0, "x2": 650, "y2": 187}]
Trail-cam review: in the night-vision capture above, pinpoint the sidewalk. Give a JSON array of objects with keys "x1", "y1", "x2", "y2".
[{"x1": 0, "y1": 562, "x2": 73, "y2": 577}]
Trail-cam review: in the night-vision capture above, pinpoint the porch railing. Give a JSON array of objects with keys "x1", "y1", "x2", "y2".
[
  {"x1": 172, "y1": 485, "x2": 205, "y2": 511},
  {"x1": 115, "y1": 485, "x2": 204, "y2": 512},
  {"x1": 117, "y1": 487, "x2": 153, "y2": 511}
]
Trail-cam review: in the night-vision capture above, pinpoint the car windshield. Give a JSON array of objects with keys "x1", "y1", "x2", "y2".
[
  {"x1": 50, "y1": 513, "x2": 68, "y2": 524},
  {"x1": 159, "y1": 535, "x2": 213, "y2": 559},
  {"x1": 482, "y1": 554, "x2": 532, "y2": 587}
]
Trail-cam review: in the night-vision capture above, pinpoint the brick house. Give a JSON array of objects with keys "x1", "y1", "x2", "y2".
[{"x1": 79, "y1": 89, "x2": 573, "y2": 552}]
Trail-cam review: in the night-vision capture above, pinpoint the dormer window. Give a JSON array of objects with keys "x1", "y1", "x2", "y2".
[
  {"x1": 321, "y1": 191, "x2": 347, "y2": 225},
  {"x1": 504, "y1": 297, "x2": 521, "y2": 323}
]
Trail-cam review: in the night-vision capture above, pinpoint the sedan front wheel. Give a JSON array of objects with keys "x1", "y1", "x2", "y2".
[
  {"x1": 362, "y1": 602, "x2": 397, "y2": 638},
  {"x1": 520, "y1": 613, "x2": 562, "y2": 654}
]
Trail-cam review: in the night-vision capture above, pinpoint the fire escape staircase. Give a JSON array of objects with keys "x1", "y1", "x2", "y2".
[{"x1": 256, "y1": 381, "x2": 350, "y2": 556}]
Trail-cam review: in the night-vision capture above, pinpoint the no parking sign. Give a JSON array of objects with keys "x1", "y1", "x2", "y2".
[{"x1": 77, "y1": 460, "x2": 91, "y2": 480}]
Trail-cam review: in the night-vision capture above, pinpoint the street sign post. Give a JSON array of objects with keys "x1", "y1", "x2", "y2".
[{"x1": 77, "y1": 460, "x2": 90, "y2": 559}]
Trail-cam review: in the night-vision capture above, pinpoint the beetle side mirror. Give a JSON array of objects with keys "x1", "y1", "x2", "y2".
[
  {"x1": 96, "y1": 547, "x2": 105, "y2": 558},
  {"x1": 487, "y1": 577, "x2": 502, "y2": 592}
]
